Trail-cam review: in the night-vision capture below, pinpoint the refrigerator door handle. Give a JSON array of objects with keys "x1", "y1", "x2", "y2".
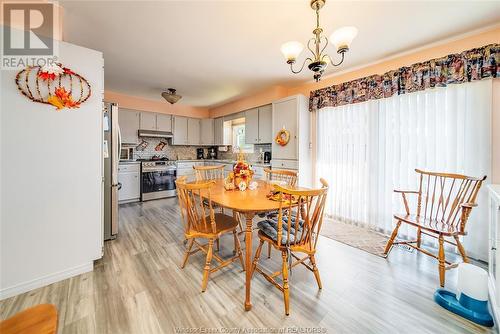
[{"x1": 117, "y1": 124, "x2": 122, "y2": 160}]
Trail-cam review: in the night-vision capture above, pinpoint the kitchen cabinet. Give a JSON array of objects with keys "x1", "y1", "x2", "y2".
[
  {"x1": 177, "y1": 161, "x2": 203, "y2": 182},
  {"x1": 139, "y1": 112, "x2": 157, "y2": 131},
  {"x1": 258, "y1": 104, "x2": 272, "y2": 143},
  {"x1": 118, "y1": 163, "x2": 140, "y2": 203},
  {"x1": 119, "y1": 109, "x2": 140, "y2": 144},
  {"x1": 173, "y1": 116, "x2": 188, "y2": 145},
  {"x1": 245, "y1": 104, "x2": 272, "y2": 144},
  {"x1": 214, "y1": 117, "x2": 224, "y2": 145},
  {"x1": 245, "y1": 108, "x2": 259, "y2": 144},
  {"x1": 214, "y1": 117, "x2": 232, "y2": 146},
  {"x1": 140, "y1": 112, "x2": 172, "y2": 132},
  {"x1": 272, "y1": 98, "x2": 299, "y2": 160},
  {"x1": 200, "y1": 118, "x2": 214, "y2": 145},
  {"x1": 223, "y1": 163, "x2": 234, "y2": 177},
  {"x1": 252, "y1": 165, "x2": 267, "y2": 180},
  {"x1": 223, "y1": 120, "x2": 232, "y2": 146},
  {"x1": 156, "y1": 114, "x2": 172, "y2": 132},
  {"x1": 188, "y1": 118, "x2": 201, "y2": 145},
  {"x1": 272, "y1": 95, "x2": 311, "y2": 187}
]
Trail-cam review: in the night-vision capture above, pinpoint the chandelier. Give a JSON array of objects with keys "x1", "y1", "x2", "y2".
[{"x1": 280, "y1": 0, "x2": 357, "y2": 82}]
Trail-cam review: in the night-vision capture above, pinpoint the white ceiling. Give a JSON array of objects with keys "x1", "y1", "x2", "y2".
[{"x1": 61, "y1": 1, "x2": 500, "y2": 107}]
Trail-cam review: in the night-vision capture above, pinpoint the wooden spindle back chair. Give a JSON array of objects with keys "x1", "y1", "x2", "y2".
[
  {"x1": 193, "y1": 165, "x2": 225, "y2": 181},
  {"x1": 193, "y1": 164, "x2": 227, "y2": 247},
  {"x1": 384, "y1": 169, "x2": 486, "y2": 287},
  {"x1": 252, "y1": 178, "x2": 329, "y2": 315},
  {"x1": 175, "y1": 177, "x2": 244, "y2": 292},
  {"x1": 264, "y1": 168, "x2": 298, "y2": 186},
  {"x1": 261, "y1": 168, "x2": 299, "y2": 257}
]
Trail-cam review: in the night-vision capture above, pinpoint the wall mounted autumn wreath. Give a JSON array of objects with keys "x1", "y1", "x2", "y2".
[
  {"x1": 15, "y1": 63, "x2": 91, "y2": 111},
  {"x1": 275, "y1": 128, "x2": 290, "y2": 146}
]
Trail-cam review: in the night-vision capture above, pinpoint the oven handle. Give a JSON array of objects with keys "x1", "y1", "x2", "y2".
[{"x1": 142, "y1": 168, "x2": 177, "y2": 173}]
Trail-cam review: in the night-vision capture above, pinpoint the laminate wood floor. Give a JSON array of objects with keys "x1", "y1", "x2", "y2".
[{"x1": 0, "y1": 198, "x2": 495, "y2": 334}]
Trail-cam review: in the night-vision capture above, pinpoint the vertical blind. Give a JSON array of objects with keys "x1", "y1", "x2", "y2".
[{"x1": 316, "y1": 79, "x2": 492, "y2": 260}]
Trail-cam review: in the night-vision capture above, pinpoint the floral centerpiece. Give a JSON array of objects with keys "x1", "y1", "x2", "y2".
[{"x1": 225, "y1": 149, "x2": 254, "y2": 191}]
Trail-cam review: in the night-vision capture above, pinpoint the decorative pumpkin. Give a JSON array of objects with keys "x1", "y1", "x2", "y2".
[{"x1": 275, "y1": 128, "x2": 290, "y2": 146}]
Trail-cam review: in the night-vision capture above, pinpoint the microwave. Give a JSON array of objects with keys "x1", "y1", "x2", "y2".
[{"x1": 120, "y1": 147, "x2": 134, "y2": 161}]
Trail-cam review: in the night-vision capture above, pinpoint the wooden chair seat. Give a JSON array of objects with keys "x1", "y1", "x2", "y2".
[
  {"x1": 394, "y1": 214, "x2": 464, "y2": 236},
  {"x1": 188, "y1": 213, "x2": 240, "y2": 237},
  {"x1": 257, "y1": 230, "x2": 315, "y2": 255},
  {"x1": 256, "y1": 216, "x2": 304, "y2": 245},
  {"x1": 0, "y1": 304, "x2": 57, "y2": 334}
]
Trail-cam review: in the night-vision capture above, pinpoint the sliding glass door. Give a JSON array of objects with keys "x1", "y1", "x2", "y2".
[{"x1": 316, "y1": 79, "x2": 492, "y2": 260}]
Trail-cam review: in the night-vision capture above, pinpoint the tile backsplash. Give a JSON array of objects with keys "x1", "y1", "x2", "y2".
[
  {"x1": 125, "y1": 138, "x2": 272, "y2": 162},
  {"x1": 125, "y1": 138, "x2": 197, "y2": 160},
  {"x1": 218, "y1": 144, "x2": 271, "y2": 162}
]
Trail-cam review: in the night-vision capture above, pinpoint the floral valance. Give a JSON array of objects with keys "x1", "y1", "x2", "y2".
[{"x1": 309, "y1": 43, "x2": 499, "y2": 112}]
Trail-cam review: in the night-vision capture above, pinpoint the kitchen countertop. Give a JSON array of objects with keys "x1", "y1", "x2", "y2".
[
  {"x1": 176, "y1": 159, "x2": 271, "y2": 167},
  {"x1": 120, "y1": 159, "x2": 271, "y2": 167},
  {"x1": 119, "y1": 160, "x2": 141, "y2": 164}
]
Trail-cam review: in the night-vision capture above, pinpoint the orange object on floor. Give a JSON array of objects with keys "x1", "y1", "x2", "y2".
[{"x1": 0, "y1": 304, "x2": 58, "y2": 334}]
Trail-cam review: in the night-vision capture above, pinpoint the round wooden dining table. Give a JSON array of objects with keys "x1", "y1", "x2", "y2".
[{"x1": 193, "y1": 179, "x2": 308, "y2": 311}]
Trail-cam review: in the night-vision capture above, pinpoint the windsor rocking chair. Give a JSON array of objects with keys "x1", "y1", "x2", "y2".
[
  {"x1": 252, "y1": 179, "x2": 328, "y2": 315},
  {"x1": 384, "y1": 169, "x2": 486, "y2": 287},
  {"x1": 176, "y1": 177, "x2": 244, "y2": 292}
]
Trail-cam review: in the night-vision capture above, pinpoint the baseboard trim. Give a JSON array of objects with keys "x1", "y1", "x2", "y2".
[{"x1": 0, "y1": 262, "x2": 94, "y2": 301}]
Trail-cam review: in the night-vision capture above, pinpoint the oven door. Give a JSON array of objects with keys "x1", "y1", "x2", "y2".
[{"x1": 141, "y1": 167, "x2": 177, "y2": 200}]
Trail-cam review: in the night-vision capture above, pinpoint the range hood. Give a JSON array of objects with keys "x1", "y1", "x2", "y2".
[{"x1": 137, "y1": 129, "x2": 173, "y2": 138}]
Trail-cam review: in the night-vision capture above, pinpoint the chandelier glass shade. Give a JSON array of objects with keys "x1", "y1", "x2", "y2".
[{"x1": 281, "y1": 0, "x2": 357, "y2": 82}]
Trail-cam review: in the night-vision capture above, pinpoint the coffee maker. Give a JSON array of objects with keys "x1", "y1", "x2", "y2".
[
  {"x1": 196, "y1": 148, "x2": 205, "y2": 159},
  {"x1": 264, "y1": 151, "x2": 271, "y2": 163},
  {"x1": 207, "y1": 147, "x2": 217, "y2": 159}
]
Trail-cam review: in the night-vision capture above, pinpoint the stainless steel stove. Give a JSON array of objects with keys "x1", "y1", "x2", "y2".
[{"x1": 140, "y1": 159, "x2": 177, "y2": 201}]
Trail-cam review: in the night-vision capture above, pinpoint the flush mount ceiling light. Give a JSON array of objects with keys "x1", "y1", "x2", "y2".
[
  {"x1": 161, "y1": 88, "x2": 182, "y2": 104},
  {"x1": 280, "y1": 0, "x2": 358, "y2": 82}
]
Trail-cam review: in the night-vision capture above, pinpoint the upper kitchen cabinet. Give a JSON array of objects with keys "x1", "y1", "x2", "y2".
[
  {"x1": 139, "y1": 112, "x2": 172, "y2": 132},
  {"x1": 172, "y1": 116, "x2": 188, "y2": 145},
  {"x1": 139, "y1": 112, "x2": 156, "y2": 131},
  {"x1": 257, "y1": 104, "x2": 272, "y2": 143},
  {"x1": 245, "y1": 104, "x2": 272, "y2": 144},
  {"x1": 156, "y1": 114, "x2": 172, "y2": 132},
  {"x1": 188, "y1": 118, "x2": 201, "y2": 145},
  {"x1": 200, "y1": 118, "x2": 214, "y2": 145},
  {"x1": 214, "y1": 117, "x2": 224, "y2": 145},
  {"x1": 245, "y1": 108, "x2": 259, "y2": 144},
  {"x1": 119, "y1": 108, "x2": 140, "y2": 144}
]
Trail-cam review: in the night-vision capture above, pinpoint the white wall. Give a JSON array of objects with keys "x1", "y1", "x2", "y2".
[{"x1": 0, "y1": 40, "x2": 104, "y2": 299}]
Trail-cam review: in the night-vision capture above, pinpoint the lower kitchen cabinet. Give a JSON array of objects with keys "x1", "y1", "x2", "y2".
[
  {"x1": 252, "y1": 165, "x2": 267, "y2": 180},
  {"x1": 118, "y1": 163, "x2": 140, "y2": 203},
  {"x1": 177, "y1": 161, "x2": 203, "y2": 182}
]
